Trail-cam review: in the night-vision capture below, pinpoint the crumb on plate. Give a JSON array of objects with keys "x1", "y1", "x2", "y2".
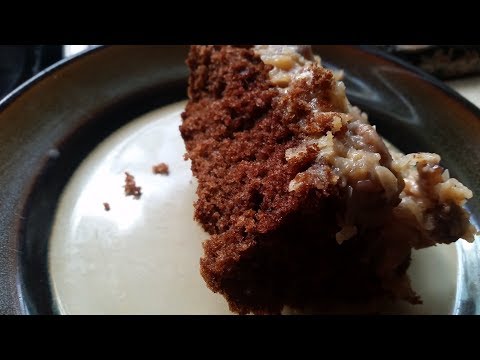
[
  {"x1": 152, "y1": 162, "x2": 169, "y2": 175},
  {"x1": 124, "y1": 172, "x2": 142, "y2": 199}
]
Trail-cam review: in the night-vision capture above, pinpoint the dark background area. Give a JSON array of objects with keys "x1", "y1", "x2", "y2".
[{"x1": 0, "y1": 45, "x2": 63, "y2": 99}]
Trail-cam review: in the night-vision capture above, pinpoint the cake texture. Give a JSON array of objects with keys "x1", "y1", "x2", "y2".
[{"x1": 180, "y1": 45, "x2": 476, "y2": 314}]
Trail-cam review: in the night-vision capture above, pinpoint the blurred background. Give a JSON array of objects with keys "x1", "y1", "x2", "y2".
[
  {"x1": 0, "y1": 45, "x2": 62, "y2": 99},
  {"x1": 0, "y1": 45, "x2": 93, "y2": 99},
  {"x1": 0, "y1": 45, "x2": 478, "y2": 105}
]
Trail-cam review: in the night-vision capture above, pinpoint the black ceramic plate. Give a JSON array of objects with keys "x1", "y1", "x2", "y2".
[{"x1": 0, "y1": 46, "x2": 479, "y2": 314}]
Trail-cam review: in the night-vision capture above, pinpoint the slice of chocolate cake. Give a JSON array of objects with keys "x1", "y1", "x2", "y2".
[{"x1": 180, "y1": 45, "x2": 476, "y2": 314}]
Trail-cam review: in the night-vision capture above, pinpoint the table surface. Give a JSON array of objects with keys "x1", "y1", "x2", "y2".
[{"x1": 447, "y1": 76, "x2": 480, "y2": 109}]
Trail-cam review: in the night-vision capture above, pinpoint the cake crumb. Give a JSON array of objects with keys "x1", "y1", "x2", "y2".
[
  {"x1": 103, "y1": 202, "x2": 111, "y2": 211},
  {"x1": 124, "y1": 172, "x2": 142, "y2": 199},
  {"x1": 152, "y1": 162, "x2": 169, "y2": 175}
]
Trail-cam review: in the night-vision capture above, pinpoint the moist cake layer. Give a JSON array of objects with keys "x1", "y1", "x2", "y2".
[{"x1": 180, "y1": 45, "x2": 476, "y2": 314}]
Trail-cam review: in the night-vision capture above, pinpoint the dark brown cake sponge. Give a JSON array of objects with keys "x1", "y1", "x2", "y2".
[{"x1": 180, "y1": 46, "x2": 369, "y2": 314}]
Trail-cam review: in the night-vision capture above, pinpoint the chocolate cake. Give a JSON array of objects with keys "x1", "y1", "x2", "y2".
[{"x1": 180, "y1": 45, "x2": 476, "y2": 314}]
